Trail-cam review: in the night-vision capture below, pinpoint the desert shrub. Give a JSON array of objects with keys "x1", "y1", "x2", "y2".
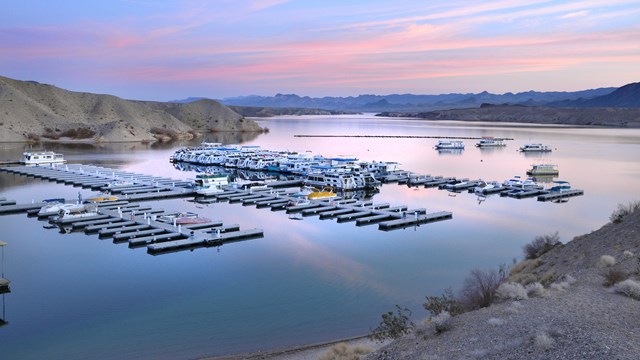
[
  {"x1": 602, "y1": 268, "x2": 627, "y2": 287},
  {"x1": 318, "y1": 342, "x2": 371, "y2": 360},
  {"x1": 534, "y1": 331, "x2": 554, "y2": 351},
  {"x1": 600, "y1": 255, "x2": 616, "y2": 267},
  {"x1": 41, "y1": 131, "x2": 61, "y2": 140},
  {"x1": 496, "y1": 282, "x2": 528, "y2": 301},
  {"x1": 150, "y1": 127, "x2": 179, "y2": 141},
  {"x1": 369, "y1": 305, "x2": 414, "y2": 341},
  {"x1": 525, "y1": 282, "x2": 546, "y2": 297},
  {"x1": 61, "y1": 127, "x2": 95, "y2": 139},
  {"x1": 487, "y1": 317, "x2": 505, "y2": 326},
  {"x1": 610, "y1": 200, "x2": 640, "y2": 223},
  {"x1": 432, "y1": 311, "x2": 452, "y2": 334},
  {"x1": 423, "y1": 288, "x2": 464, "y2": 316},
  {"x1": 510, "y1": 258, "x2": 541, "y2": 276},
  {"x1": 624, "y1": 250, "x2": 634, "y2": 259},
  {"x1": 564, "y1": 274, "x2": 576, "y2": 284},
  {"x1": 613, "y1": 279, "x2": 640, "y2": 300},
  {"x1": 26, "y1": 133, "x2": 40, "y2": 142},
  {"x1": 504, "y1": 301, "x2": 523, "y2": 315},
  {"x1": 459, "y1": 266, "x2": 507, "y2": 310},
  {"x1": 523, "y1": 231, "x2": 561, "y2": 259}
]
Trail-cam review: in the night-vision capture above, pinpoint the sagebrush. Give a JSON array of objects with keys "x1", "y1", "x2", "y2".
[
  {"x1": 318, "y1": 342, "x2": 371, "y2": 360},
  {"x1": 459, "y1": 266, "x2": 507, "y2": 310},
  {"x1": 523, "y1": 231, "x2": 560, "y2": 259},
  {"x1": 369, "y1": 305, "x2": 414, "y2": 341},
  {"x1": 423, "y1": 288, "x2": 464, "y2": 316},
  {"x1": 610, "y1": 200, "x2": 640, "y2": 223}
]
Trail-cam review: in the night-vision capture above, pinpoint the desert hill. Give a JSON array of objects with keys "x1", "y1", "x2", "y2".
[
  {"x1": 363, "y1": 206, "x2": 640, "y2": 360},
  {"x1": 379, "y1": 104, "x2": 640, "y2": 127},
  {"x1": 0, "y1": 75, "x2": 262, "y2": 143}
]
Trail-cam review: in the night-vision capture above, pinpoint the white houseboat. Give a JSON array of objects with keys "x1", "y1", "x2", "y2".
[
  {"x1": 475, "y1": 137, "x2": 506, "y2": 147},
  {"x1": 194, "y1": 173, "x2": 229, "y2": 195},
  {"x1": 435, "y1": 140, "x2": 465, "y2": 150},
  {"x1": 519, "y1": 144, "x2": 551, "y2": 152},
  {"x1": 21, "y1": 151, "x2": 66, "y2": 165},
  {"x1": 526, "y1": 164, "x2": 559, "y2": 176}
]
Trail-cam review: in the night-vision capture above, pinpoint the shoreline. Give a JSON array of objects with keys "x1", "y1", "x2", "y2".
[{"x1": 202, "y1": 335, "x2": 389, "y2": 360}]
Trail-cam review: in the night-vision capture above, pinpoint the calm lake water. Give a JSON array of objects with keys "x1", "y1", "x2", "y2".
[{"x1": 1, "y1": 115, "x2": 639, "y2": 359}]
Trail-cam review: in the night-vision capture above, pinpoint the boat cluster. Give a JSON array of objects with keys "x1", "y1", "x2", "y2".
[
  {"x1": 171, "y1": 143, "x2": 401, "y2": 192},
  {"x1": 432, "y1": 137, "x2": 552, "y2": 152}
]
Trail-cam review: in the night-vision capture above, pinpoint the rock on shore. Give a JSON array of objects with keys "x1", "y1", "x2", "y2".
[{"x1": 0, "y1": 75, "x2": 262, "y2": 143}]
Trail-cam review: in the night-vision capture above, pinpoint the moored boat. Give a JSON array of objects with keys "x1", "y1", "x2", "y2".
[
  {"x1": 194, "y1": 173, "x2": 229, "y2": 195},
  {"x1": 547, "y1": 180, "x2": 571, "y2": 192},
  {"x1": 51, "y1": 204, "x2": 98, "y2": 223},
  {"x1": 435, "y1": 140, "x2": 465, "y2": 150},
  {"x1": 519, "y1": 143, "x2": 552, "y2": 152},
  {"x1": 526, "y1": 164, "x2": 559, "y2": 176},
  {"x1": 37, "y1": 199, "x2": 69, "y2": 217},
  {"x1": 21, "y1": 151, "x2": 66, "y2": 165},
  {"x1": 475, "y1": 137, "x2": 506, "y2": 147}
]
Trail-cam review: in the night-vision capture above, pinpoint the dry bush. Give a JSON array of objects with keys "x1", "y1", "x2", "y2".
[
  {"x1": 614, "y1": 279, "x2": 640, "y2": 300},
  {"x1": 610, "y1": 200, "x2": 640, "y2": 223},
  {"x1": 150, "y1": 127, "x2": 179, "y2": 141},
  {"x1": 459, "y1": 266, "x2": 507, "y2": 310},
  {"x1": 487, "y1": 317, "x2": 505, "y2": 326},
  {"x1": 61, "y1": 127, "x2": 95, "y2": 139},
  {"x1": 496, "y1": 282, "x2": 528, "y2": 301},
  {"x1": 423, "y1": 288, "x2": 464, "y2": 316},
  {"x1": 525, "y1": 282, "x2": 546, "y2": 297},
  {"x1": 534, "y1": 331, "x2": 554, "y2": 351},
  {"x1": 318, "y1": 342, "x2": 371, "y2": 360},
  {"x1": 624, "y1": 250, "x2": 634, "y2": 259},
  {"x1": 602, "y1": 268, "x2": 627, "y2": 287},
  {"x1": 432, "y1": 311, "x2": 452, "y2": 334},
  {"x1": 26, "y1": 133, "x2": 40, "y2": 142},
  {"x1": 600, "y1": 255, "x2": 616, "y2": 267},
  {"x1": 523, "y1": 231, "x2": 561, "y2": 259},
  {"x1": 369, "y1": 305, "x2": 414, "y2": 341},
  {"x1": 510, "y1": 258, "x2": 541, "y2": 276}
]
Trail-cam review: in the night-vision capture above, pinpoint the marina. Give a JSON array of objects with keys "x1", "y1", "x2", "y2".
[{"x1": 0, "y1": 115, "x2": 635, "y2": 360}]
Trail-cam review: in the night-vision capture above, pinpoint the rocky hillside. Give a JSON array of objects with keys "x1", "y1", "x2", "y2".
[
  {"x1": 379, "y1": 104, "x2": 640, "y2": 127},
  {"x1": 365, "y1": 206, "x2": 640, "y2": 360},
  {"x1": 0, "y1": 75, "x2": 262, "y2": 143},
  {"x1": 549, "y1": 82, "x2": 640, "y2": 108}
]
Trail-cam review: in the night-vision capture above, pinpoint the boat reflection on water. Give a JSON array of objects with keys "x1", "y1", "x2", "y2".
[{"x1": 436, "y1": 148, "x2": 464, "y2": 156}]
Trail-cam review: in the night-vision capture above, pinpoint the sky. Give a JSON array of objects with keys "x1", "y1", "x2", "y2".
[{"x1": 1, "y1": 0, "x2": 639, "y2": 101}]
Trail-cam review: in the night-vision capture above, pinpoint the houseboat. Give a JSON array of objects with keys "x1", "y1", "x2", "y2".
[
  {"x1": 475, "y1": 137, "x2": 506, "y2": 147},
  {"x1": 193, "y1": 173, "x2": 229, "y2": 195},
  {"x1": 21, "y1": 151, "x2": 66, "y2": 165},
  {"x1": 519, "y1": 144, "x2": 551, "y2": 152},
  {"x1": 435, "y1": 140, "x2": 465, "y2": 150},
  {"x1": 526, "y1": 164, "x2": 559, "y2": 176}
]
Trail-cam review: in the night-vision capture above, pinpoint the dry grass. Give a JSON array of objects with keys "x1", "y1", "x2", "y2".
[
  {"x1": 610, "y1": 200, "x2": 640, "y2": 223},
  {"x1": 318, "y1": 342, "x2": 372, "y2": 360}
]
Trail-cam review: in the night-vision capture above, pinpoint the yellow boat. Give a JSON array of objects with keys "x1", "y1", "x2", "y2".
[
  {"x1": 306, "y1": 186, "x2": 337, "y2": 200},
  {"x1": 85, "y1": 196, "x2": 119, "y2": 203}
]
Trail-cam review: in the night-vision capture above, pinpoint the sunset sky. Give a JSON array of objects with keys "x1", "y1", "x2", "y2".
[{"x1": 2, "y1": 0, "x2": 639, "y2": 100}]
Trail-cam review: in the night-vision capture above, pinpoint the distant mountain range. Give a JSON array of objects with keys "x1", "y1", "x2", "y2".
[{"x1": 171, "y1": 86, "x2": 640, "y2": 112}]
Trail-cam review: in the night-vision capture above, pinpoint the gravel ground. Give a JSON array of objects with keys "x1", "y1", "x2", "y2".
[
  {"x1": 364, "y1": 208, "x2": 640, "y2": 360},
  {"x1": 365, "y1": 269, "x2": 640, "y2": 360}
]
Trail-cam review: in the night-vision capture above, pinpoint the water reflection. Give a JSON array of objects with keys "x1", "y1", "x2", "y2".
[{"x1": 436, "y1": 148, "x2": 464, "y2": 156}]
